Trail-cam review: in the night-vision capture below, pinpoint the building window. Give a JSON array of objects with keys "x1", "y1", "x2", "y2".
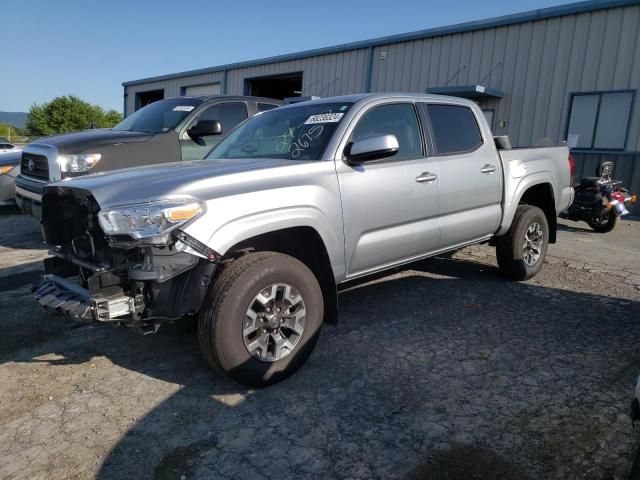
[{"x1": 566, "y1": 91, "x2": 634, "y2": 150}]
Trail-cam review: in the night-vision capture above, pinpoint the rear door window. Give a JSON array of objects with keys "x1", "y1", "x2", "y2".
[
  {"x1": 197, "y1": 102, "x2": 248, "y2": 134},
  {"x1": 426, "y1": 104, "x2": 483, "y2": 155}
]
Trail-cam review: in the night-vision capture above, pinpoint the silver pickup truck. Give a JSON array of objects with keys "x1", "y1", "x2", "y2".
[{"x1": 35, "y1": 93, "x2": 573, "y2": 386}]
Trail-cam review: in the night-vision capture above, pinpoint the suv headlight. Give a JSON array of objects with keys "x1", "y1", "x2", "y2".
[
  {"x1": 98, "y1": 199, "x2": 205, "y2": 244},
  {"x1": 57, "y1": 153, "x2": 101, "y2": 173}
]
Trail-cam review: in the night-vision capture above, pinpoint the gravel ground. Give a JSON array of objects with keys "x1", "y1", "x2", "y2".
[{"x1": 0, "y1": 210, "x2": 639, "y2": 480}]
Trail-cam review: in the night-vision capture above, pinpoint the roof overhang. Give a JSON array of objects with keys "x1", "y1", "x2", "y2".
[{"x1": 425, "y1": 85, "x2": 504, "y2": 99}]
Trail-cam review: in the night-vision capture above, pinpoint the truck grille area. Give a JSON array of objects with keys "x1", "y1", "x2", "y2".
[
  {"x1": 21, "y1": 152, "x2": 49, "y2": 180},
  {"x1": 41, "y1": 189, "x2": 98, "y2": 247}
]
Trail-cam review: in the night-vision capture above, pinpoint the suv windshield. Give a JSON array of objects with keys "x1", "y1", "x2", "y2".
[
  {"x1": 113, "y1": 98, "x2": 202, "y2": 133},
  {"x1": 207, "y1": 102, "x2": 353, "y2": 161}
]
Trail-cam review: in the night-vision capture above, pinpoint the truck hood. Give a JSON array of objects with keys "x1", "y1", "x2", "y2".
[
  {"x1": 46, "y1": 158, "x2": 300, "y2": 208},
  {"x1": 29, "y1": 129, "x2": 153, "y2": 154}
]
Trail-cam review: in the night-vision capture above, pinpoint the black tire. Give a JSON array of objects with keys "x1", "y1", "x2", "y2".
[
  {"x1": 198, "y1": 251, "x2": 323, "y2": 387},
  {"x1": 496, "y1": 205, "x2": 549, "y2": 281},
  {"x1": 587, "y1": 210, "x2": 618, "y2": 233}
]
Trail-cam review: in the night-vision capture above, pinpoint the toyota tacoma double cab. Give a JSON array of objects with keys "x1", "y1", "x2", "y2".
[
  {"x1": 35, "y1": 93, "x2": 573, "y2": 386},
  {"x1": 15, "y1": 95, "x2": 281, "y2": 219}
]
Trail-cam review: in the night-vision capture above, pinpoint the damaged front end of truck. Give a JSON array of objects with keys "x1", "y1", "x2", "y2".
[{"x1": 35, "y1": 186, "x2": 218, "y2": 334}]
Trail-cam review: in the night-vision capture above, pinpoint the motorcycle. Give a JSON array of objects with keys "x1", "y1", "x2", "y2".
[{"x1": 562, "y1": 159, "x2": 637, "y2": 233}]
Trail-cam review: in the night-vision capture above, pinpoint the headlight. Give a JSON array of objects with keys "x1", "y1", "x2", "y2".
[
  {"x1": 57, "y1": 153, "x2": 101, "y2": 173},
  {"x1": 98, "y1": 199, "x2": 205, "y2": 244},
  {"x1": 0, "y1": 165, "x2": 14, "y2": 175}
]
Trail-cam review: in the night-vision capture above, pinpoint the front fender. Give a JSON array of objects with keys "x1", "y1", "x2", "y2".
[
  {"x1": 216, "y1": 207, "x2": 345, "y2": 279},
  {"x1": 181, "y1": 185, "x2": 346, "y2": 281}
]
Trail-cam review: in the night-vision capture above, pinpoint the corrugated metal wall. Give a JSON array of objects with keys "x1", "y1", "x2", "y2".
[
  {"x1": 369, "y1": 4, "x2": 640, "y2": 149},
  {"x1": 125, "y1": 71, "x2": 224, "y2": 114},
  {"x1": 124, "y1": 4, "x2": 639, "y2": 152},
  {"x1": 225, "y1": 48, "x2": 369, "y2": 98}
]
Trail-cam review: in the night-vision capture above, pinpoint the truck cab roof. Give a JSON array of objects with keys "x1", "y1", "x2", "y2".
[
  {"x1": 181, "y1": 95, "x2": 283, "y2": 104},
  {"x1": 277, "y1": 92, "x2": 478, "y2": 109}
]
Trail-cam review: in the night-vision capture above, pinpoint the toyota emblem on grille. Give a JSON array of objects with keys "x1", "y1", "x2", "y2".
[{"x1": 27, "y1": 159, "x2": 35, "y2": 172}]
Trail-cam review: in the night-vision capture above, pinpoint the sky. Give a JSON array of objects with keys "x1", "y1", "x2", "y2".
[{"x1": 1, "y1": 0, "x2": 570, "y2": 113}]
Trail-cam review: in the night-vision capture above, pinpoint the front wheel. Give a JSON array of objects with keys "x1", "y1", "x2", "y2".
[
  {"x1": 588, "y1": 209, "x2": 618, "y2": 233},
  {"x1": 496, "y1": 205, "x2": 549, "y2": 281},
  {"x1": 198, "y1": 252, "x2": 324, "y2": 387}
]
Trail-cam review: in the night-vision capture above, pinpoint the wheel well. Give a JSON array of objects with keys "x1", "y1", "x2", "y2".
[
  {"x1": 223, "y1": 227, "x2": 338, "y2": 325},
  {"x1": 519, "y1": 183, "x2": 557, "y2": 243}
]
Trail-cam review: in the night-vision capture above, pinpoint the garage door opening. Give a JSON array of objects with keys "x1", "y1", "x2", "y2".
[
  {"x1": 245, "y1": 72, "x2": 303, "y2": 100},
  {"x1": 135, "y1": 89, "x2": 164, "y2": 110},
  {"x1": 182, "y1": 83, "x2": 221, "y2": 96}
]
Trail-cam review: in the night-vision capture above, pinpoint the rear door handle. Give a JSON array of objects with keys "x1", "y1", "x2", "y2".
[
  {"x1": 480, "y1": 164, "x2": 497, "y2": 174},
  {"x1": 416, "y1": 172, "x2": 438, "y2": 183}
]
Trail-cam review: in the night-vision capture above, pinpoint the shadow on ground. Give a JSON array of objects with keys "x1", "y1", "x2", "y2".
[
  {"x1": 405, "y1": 444, "x2": 531, "y2": 480},
  {"x1": 556, "y1": 222, "x2": 597, "y2": 234}
]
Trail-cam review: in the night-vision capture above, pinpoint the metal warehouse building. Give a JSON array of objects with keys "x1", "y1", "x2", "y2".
[{"x1": 123, "y1": 0, "x2": 640, "y2": 206}]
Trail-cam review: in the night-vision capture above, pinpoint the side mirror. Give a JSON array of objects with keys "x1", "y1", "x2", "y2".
[
  {"x1": 346, "y1": 134, "x2": 399, "y2": 163},
  {"x1": 188, "y1": 120, "x2": 222, "y2": 140}
]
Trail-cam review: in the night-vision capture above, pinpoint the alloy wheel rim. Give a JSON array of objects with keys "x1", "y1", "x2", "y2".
[
  {"x1": 522, "y1": 222, "x2": 543, "y2": 266},
  {"x1": 242, "y1": 283, "x2": 306, "y2": 362}
]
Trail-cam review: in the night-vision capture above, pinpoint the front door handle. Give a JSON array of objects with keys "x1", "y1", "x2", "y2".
[
  {"x1": 481, "y1": 164, "x2": 497, "y2": 174},
  {"x1": 416, "y1": 172, "x2": 438, "y2": 183}
]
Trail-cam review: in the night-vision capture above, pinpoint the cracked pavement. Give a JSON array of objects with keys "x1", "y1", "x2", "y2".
[{"x1": 0, "y1": 211, "x2": 639, "y2": 479}]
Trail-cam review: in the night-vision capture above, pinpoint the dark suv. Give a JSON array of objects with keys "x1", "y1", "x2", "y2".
[{"x1": 15, "y1": 95, "x2": 281, "y2": 219}]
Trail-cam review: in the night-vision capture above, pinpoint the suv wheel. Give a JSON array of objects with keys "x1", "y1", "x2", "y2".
[
  {"x1": 496, "y1": 205, "x2": 549, "y2": 281},
  {"x1": 198, "y1": 252, "x2": 324, "y2": 386}
]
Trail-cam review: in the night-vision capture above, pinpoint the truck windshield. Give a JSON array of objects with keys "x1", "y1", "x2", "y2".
[
  {"x1": 207, "y1": 102, "x2": 353, "y2": 161},
  {"x1": 113, "y1": 99, "x2": 202, "y2": 133}
]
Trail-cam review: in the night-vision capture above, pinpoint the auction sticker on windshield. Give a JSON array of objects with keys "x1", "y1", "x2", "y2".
[
  {"x1": 305, "y1": 113, "x2": 344, "y2": 124},
  {"x1": 173, "y1": 106, "x2": 196, "y2": 112}
]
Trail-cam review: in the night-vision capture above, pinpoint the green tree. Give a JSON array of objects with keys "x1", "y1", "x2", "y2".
[
  {"x1": 25, "y1": 96, "x2": 122, "y2": 136},
  {"x1": 0, "y1": 123, "x2": 19, "y2": 140}
]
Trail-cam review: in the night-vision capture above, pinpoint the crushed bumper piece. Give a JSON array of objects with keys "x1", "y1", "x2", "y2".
[{"x1": 33, "y1": 275, "x2": 93, "y2": 321}]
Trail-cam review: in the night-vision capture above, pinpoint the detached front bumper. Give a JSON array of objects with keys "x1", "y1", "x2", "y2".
[
  {"x1": 33, "y1": 274, "x2": 145, "y2": 323},
  {"x1": 34, "y1": 242, "x2": 217, "y2": 333}
]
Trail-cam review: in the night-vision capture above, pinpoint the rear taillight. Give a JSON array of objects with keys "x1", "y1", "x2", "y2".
[
  {"x1": 568, "y1": 153, "x2": 576, "y2": 178},
  {"x1": 610, "y1": 191, "x2": 625, "y2": 202}
]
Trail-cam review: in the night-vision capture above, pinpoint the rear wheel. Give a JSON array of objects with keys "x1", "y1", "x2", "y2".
[
  {"x1": 496, "y1": 205, "x2": 549, "y2": 281},
  {"x1": 198, "y1": 251, "x2": 323, "y2": 387},
  {"x1": 588, "y1": 209, "x2": 618, "y2": 233}
]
